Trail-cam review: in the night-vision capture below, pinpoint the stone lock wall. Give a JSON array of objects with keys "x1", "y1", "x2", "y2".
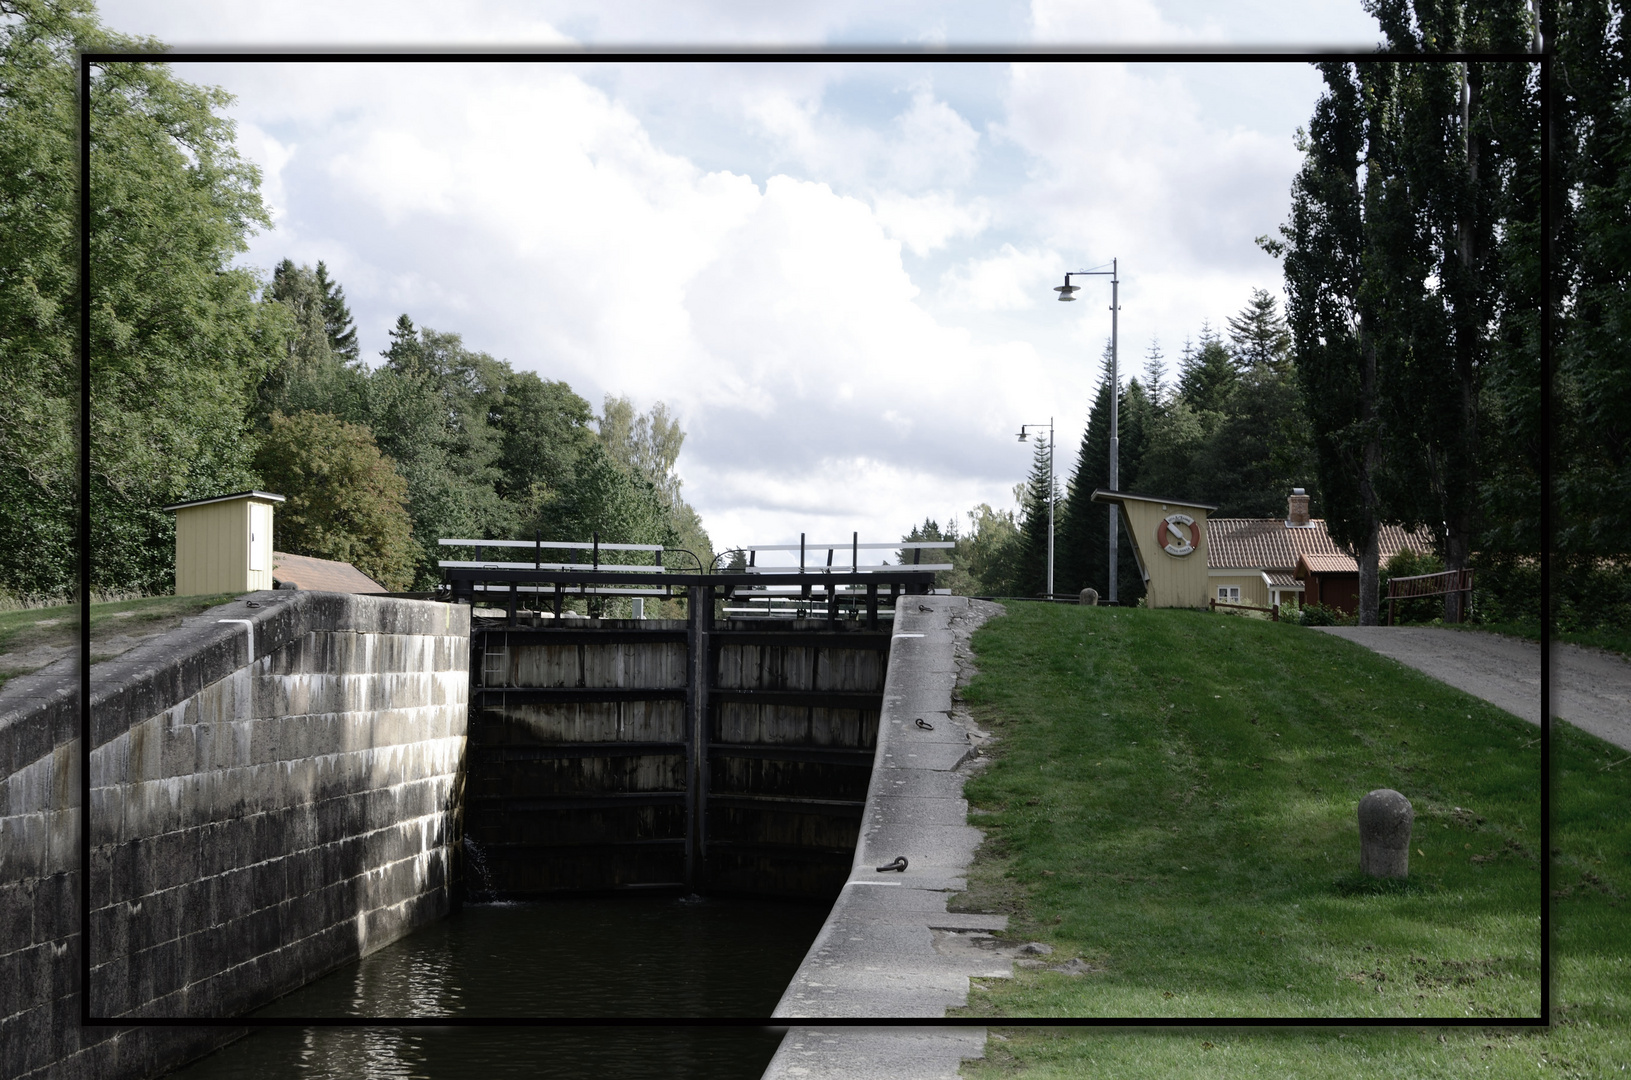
[{"x1": 0, "y1": 590, "x2": 469, "y2": 1080}]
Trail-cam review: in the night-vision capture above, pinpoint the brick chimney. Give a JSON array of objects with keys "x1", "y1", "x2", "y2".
[{"x1": 1287, "y1": 488, "x2": 1311, "y2": 527}]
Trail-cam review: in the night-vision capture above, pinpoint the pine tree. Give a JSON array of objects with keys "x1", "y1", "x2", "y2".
[{"x1": 314, "y1": 260, "x2": 359, "y2": 363}]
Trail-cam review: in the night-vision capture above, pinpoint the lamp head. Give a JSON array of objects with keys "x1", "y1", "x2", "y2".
[
  {"x1": 1054, "y1": 276, "x2": 1079, "y2": 302},
  {"x1": 1017, "y1": 430, "x2": 1028, "y2": 442}
]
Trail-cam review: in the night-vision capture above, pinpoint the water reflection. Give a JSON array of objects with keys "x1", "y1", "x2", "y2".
[
  {"x1": 170, "y1": 1027, "x2": 788, "y2": 1080},
  {"x1": 164, "y1": 892, "x2": 826, "y2": 1078}
]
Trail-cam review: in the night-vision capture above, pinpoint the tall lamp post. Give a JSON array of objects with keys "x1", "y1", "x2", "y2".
[
  {"x1": 1017, "y1": 420, "x2": 1054, "y2": 597},
  {"x1": 1055, "y1": 259, "x2": 1120, "y2": 603}
]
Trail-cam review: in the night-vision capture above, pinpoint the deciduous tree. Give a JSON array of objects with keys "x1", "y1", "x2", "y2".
[
  {"x1": 0, "y1": 0, "x2": 282, "y2": 596},
  {"x1": 252, "y1": 410, "x2": 417, "y2": 590}
]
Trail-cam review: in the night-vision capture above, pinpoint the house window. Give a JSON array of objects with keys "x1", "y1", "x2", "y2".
[{"x1": 1217, "y1": 586, "x2": 1240, "y2": 602}]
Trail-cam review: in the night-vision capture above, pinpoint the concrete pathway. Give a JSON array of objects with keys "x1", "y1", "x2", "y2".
[
  {"x1": 1313, "y1": 626, "x2": 1631, "y2": 751},
  {"x1": 761, "y1": 1027, "x2": 987, "y2": 1080},
  {"x1": 771, "y1": 596, "x2": 1011, "y2": 1020}
]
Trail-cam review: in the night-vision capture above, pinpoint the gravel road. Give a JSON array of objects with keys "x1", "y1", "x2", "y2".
[{"x1": 1314, "y1": 626, "x2": 1631, "y2": 751}]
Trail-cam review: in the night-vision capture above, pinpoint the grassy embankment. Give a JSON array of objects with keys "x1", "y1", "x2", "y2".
[
  {"x1": 949, "y1": 603, "x2": 1624, "y2": 1074},
  {"x1": 0, "y1": 593, "x2": 242, "y2": 690},
  {"x1": 947, "y1": 602, "x2": 1542, "y2": 1017}
]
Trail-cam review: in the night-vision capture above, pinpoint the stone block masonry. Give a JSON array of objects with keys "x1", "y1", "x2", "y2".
[{"x1": 0, "y1": 590, "x2": 469, "y2": 1080}]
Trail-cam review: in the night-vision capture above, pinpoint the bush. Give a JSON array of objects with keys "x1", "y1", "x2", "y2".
[
  {"x1": 1554, "y1": 556, "x2": 1631, "y2": 636},
  {"x1": 1468, "y1": 552, "x2": 1540, "y2": 631},
  {"x1": 1298, "y1": 602, "x2": 1350, "y2": 627}
]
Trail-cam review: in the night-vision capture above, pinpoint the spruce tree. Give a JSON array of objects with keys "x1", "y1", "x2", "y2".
[
  {"x1": 268, "y1": 259, "x2": 332, "y2": 366},
  {"x1": 1175, "y1": 321, "x2": 1237, "y2": 415},
  {"x1": 1057, "y1": 346, "x2": 1147, "y2": 604},
  {"x1": 1142, "y1": 337, "x2": 1167, "y2": 408},
  {"x1": 1226, "y1": 288, "x2": 1293, "y2": 374},
  {"x1": 1013, "y1": 436, "x2": 1057, "y2": 597},
  {"x1": 255, "y1": 261, "x2": 369, "y2": 430},
  {"x1": 314, "y1": 260, "x2": 359, "y2": 363},
  {"x1": 383, "y1": 314, "x2": 421, "y2": 371}
]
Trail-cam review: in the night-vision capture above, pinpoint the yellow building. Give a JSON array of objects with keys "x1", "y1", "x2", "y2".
[
  {"x1": 1089, "y1": 489, "x2": 1218, "y2": 608},
  {"x1": 162, "y1": 490, "x2": 286, "y2": 596},
  {"x1": 1091, "y1": 488, "x2": 1436, "y2": 613}
]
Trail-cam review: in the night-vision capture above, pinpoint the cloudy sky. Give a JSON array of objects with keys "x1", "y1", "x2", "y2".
[{"x1": 98, "y1": 0, "x2": 1387, "y2": 555}]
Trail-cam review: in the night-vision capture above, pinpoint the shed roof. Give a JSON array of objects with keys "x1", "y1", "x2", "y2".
[
  {"x1": 1265, "y1": 571, "x2": 1306, "y2": 589},
  {"x1": 1207, "y1": 518, "x2": 1433, "y2": 573},
  {"x1": 1296, "y1": 553, "x2": 1365, "y2": 574},
  {"x1": 271, "y1": 551, "x2": 386, "y2": 593},
  {"x1": 162, "y1": 490, "x2": 285, "y2": 512}
]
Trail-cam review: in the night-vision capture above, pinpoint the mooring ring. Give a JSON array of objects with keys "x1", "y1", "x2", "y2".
[
  {"x1": 875, "y1": 856, "x2": 909, "y2": 873},
  {"x1": 915, "y1": 718, "x2": 934, "y2": 730}
]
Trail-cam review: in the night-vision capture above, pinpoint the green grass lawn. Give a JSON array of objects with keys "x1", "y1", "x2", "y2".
[
  {"x1": 964, "y1": 719, "x2": 1624, "y2": 1076},
  {"x1": 947, "y1": 603, "x2": 1543, "y2": 1020},
  {"x1": 0, "y1": 593, "x2": 242, "y2": 689}
]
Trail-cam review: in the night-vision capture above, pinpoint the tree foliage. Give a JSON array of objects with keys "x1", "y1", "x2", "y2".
[
  {"x1": 1550, "y1": 0, "x2": 1631, "y2": 556},
  {"x1": 593, "y1": 394, "x2": 712, "y2": 569},
  {"x1": 900, "y1": 507, "x2": 1021, "y2": 598},
  {"x1": 1175, "y1": 323, "x2": 1237, "y2": 416},
  {"x1": 252, "y1": 410, "x2": 417, "y2": 590},
  {"x1": 1261, "y1": 3, "x2": 1539, "y2": 624},
  {"x1": 542, "y1": 440, "x2": 676, "y2": 554},
  {"x1": 1007, "y1": 436, "x2": 1057, "y2": 597},
  {"x1": 0, "y1": 0, "x2": 283, "y2": 596},
  {"x1": 250, "y1": 301, "x2": 708, "y2": 588},
  {"x1": 1057, "y1": 347, "x2": 1151, "y2": 604}
]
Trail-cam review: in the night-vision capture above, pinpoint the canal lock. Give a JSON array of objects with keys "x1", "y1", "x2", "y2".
[{"x1": 458, "y1": 596, "x2": 890, "y2": 902}]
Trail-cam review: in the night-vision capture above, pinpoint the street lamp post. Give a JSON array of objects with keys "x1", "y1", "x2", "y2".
[
  {"x1": 1055, "y1": 259, "x2": 1121, "y2": 603},
  {"x1": 1017, "y1": 420, "x2": 1055, "y2": 598}
]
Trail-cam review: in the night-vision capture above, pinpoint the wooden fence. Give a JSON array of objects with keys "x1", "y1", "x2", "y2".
[{"x1": 1386, "y1": 568, "x2": 1474, "y2": 625}]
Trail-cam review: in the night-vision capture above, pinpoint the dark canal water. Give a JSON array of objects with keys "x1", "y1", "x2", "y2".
[{"x1": 165, "y1": 892, "x2": 830, "y2": 1079}]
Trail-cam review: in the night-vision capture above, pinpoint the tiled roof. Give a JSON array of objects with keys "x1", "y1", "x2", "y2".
[
  {"x1": 1297, "y1": 553, "x2": 1362, "y2": 574},
  {"x1": 1265, "y1": 571, "x2": 1305, "y2": 588},
  {"x1": 1207, "y1": 519, "x2": 1433, "y2": 573},
  {"x1": 272, "y1": 551, "x2": 387, "y2": 593}
]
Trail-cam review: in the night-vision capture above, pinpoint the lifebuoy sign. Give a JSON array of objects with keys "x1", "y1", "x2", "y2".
[{"x1": 1156, "y1": 513, "x2": 1200, "y2": 556}]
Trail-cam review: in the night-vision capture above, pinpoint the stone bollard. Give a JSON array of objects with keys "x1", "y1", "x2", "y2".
[
  {"x1": 1079, "y1": 588, "x2": 1099, "y2": 606},
  {"x1": 1357, "y1": 788, "x2": 1413, "y2": 878}
]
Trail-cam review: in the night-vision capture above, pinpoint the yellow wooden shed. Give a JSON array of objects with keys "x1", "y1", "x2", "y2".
[
  {"x1": 161, "y1": 490, "x2": 286, "y2": 596},
  {"x1": 1089, "y1": 490, "x2": 1218, "y2": 608}
]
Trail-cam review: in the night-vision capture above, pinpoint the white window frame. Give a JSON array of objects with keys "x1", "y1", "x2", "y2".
[{"x1": 1217, "y1": 586, "x2": 1240, "y2": 602}]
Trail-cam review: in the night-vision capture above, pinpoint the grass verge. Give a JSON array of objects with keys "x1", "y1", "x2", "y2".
[
  {"x1": 0, "y1": 593, "x2": 242, "y2": 690},
  {"x1": 1440, "y1": 618, "x2": 1631, "y2": 661},
  {"x1": 965, "y1": 720, "x2": 1624, "y2": 1075},
  {"x1": 947, "y1": 603, "x2": 1541, "y2": 1019}
]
